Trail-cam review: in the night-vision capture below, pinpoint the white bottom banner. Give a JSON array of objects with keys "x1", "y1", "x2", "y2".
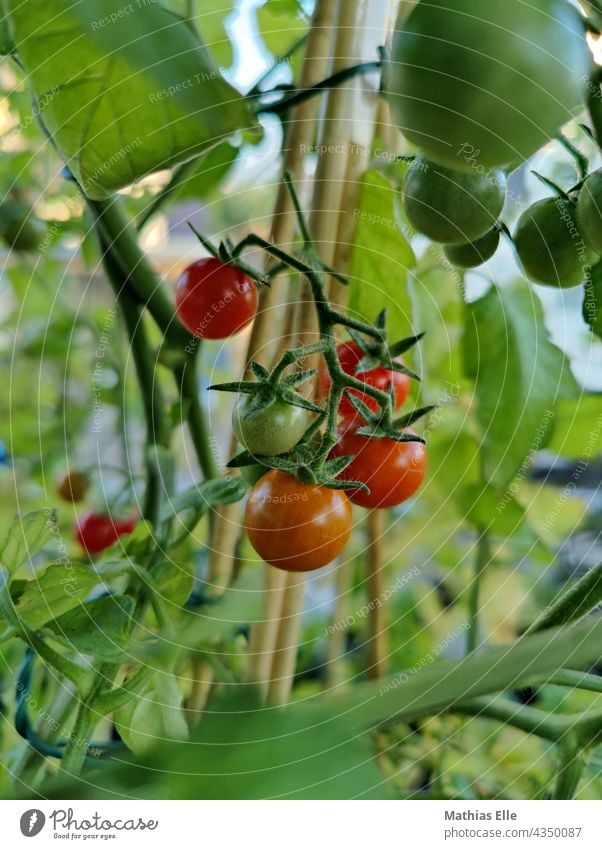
[{"x1": 0, "y1": 800, "x2": 601, "y2": 848}]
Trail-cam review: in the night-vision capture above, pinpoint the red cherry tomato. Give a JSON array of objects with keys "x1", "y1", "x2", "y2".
[
  {"x1": 175, "y1": 257, "x2": 257, "y2": 339},
  {"x1": 75, "y1": 513, "x2": 137, "y2": 554},
  {"x1": 318, "y1": 340, "x2": 411, "y2": 420},
  {"x1": 330, "y1": 425, "x2": 427, "y2": 509},
  {"x1": 245, "y1": 470, "x2": 352, "y2": 572}
]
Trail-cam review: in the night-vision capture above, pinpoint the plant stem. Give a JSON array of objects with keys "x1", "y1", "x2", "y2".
[
  {"x1": 552, "y1": 738, "x2": 586, "y2": 799},
  {"x1": 256, "y1": 60, "x2": 382, "y2": 116},
  {"x1": 87, "y1": 195, "x2": 187, "y2": 347},
  {"x1": 136, "y1": 158, "x2": 200, "y2": 231},
  {"x1": 526, "y1": 561, "x2": 602, "y2": 635},
  {"x1": 175, "y1": 354, "x2": 219, "y2": 480},
  {"x1": 467, "y1": 528, "x2": 490, "y2": 653},
  {"x1": 101, "y1": 241, "x2": 171, "y2": 524},
  {"x1": 60, "y1": 668, "x2": 113, "y2": 775},
  {"x1": 550, "y1": 669, "x2": 602, "y2": 694}
]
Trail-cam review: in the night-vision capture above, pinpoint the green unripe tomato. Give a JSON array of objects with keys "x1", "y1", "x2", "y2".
[
  {"x1": 384, "y1": 0, "x2": 589, "y2": 171},
  {"x1": 444, "y1": 227, "x2": 500, "y2": 268},
  {"x1": 402, "y1": 157, "x2": 505, "y2": 244},
  {"x1": 577, "y1": 170, "x2": 602, "y2": 254},
  {"x1": 514, "y1": 197, "x2": 596, "y2": 288},
  {"x1": 233, "y1": 397, "x2": 310, "y2": 457}
]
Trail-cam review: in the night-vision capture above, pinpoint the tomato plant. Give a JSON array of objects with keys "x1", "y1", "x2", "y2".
[
  {"x1": 0, "y1": 0, "x2": 601, "y2": 809},
  {"x1": 175, "y1": 257, "x2": 257, "y2": 339},
  {"x1": 318, "y1": 339, "x2": 411, "y2": 420},
  {"x1": 245, "y1": 470, "x2": 352, "y2": 572}
]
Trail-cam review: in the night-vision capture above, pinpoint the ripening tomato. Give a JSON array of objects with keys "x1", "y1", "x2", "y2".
[
  {"x1": 75, "y1": 513, "x2": 137, "y2": 554},
  {"x1": 57, "y1": 471, "x2": 89, "y2": 503},
  {"x1": 245, "y1": 470, "x2": 352, "y2": 572},
  {"x1": 233, "y1": 396, "x2": 310, "y2": 457},
  {"x1": 175, "y1": 257, "x2": 257, "y2": 339},
  {"x1": 330, "y1": 425, "x2": 427, "y2": 509},
  {"x1": 319, "y1": 340, "x2": 411, "y2": 421},
  {"x1": 384, "y1": 0, "x2": 589, "y2": 170}
]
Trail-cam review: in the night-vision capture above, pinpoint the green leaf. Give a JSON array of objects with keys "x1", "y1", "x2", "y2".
[
  {"x1": 152, "y1": 688, "x2": 386, "y2": 799},
  {"x1": 306, "y1": 615, "x2": 602, "y2": 730},
  {"x1": 463, "y1": 284, "x2": 577, "y2": 488},
  {"x1": 7, "y1": 0, "x2": 257, "y2": 198},
  {"x1": 13, "y1": 563, "x2": 105, "y2": 631},
  {"x1": 151, "y1": 559, "x2": 195, "y2": 608},
  {"x1": 349, "y1": 170, "x2": 416, "y2": 341},
  {"x1": 190, "y1": 1, "x2": 235, "y2": 68},
  {"x1": 256, "y1": 0, "x2": 308, "y2": 58},
  {"x1": 43, "y1": 595, "x2": 135, "y2": 661},
  {"x1": 583, "y1": 264, "x2": 602, "y2": 340},
  {"x1": 0, "y1": 511, "x2": 55, "y2": 576},
  {"x1": 546, "y1": 394, "x2": 602, "y2": 460},
  {"x1": 115, "y1": 671, "x2": 188, "y2": 756},
  {"x1": 167, "y1": 141, "x2": 239, "y2": 203}
]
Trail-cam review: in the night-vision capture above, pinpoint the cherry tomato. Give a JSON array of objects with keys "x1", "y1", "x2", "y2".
[
  {"x1": 318, "y1": 340, "x2": 411, "y2": 421},
  {"x1": 57, "y1": 471, "x2": 89, "y2": 503},
  {"x1": 175, "y1": 257, "x2": 257, "y2": 339},
  {"x1": 403, "y1": 156, "x2": 505, "y2": 244},
  {"x1": 444, "y1": 227, "x2": 500, "y2": 269},
  {"x1": 330, "y1": 425, "x2": 427, "y2": 509},
  {"x1": 384, "y1": 0, "x2": 589, "y2": 170},
  {"x1": 233, "y1": 396, "x2": 310, "y2": 456},
  {"x1": 514, "y1": 198, "x2": 595, "y2": 288},
  {"x1": 245, "y1": 470, "x2": 352, "y2": 572},
  {"x1": 75, "y1": 513, "x2": 137, "y2": 554}
]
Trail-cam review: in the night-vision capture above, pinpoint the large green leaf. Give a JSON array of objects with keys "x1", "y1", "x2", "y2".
[
  {"x1": 7, "y1": 0, "x2": 257, "y2": 198},
  {"x1": 115, "y1": 671, "x2": 188, "y2": 756},
  {"x1": 307, "y1": 615, "x2": 602, "y2": 729},
  {"x1": 43, "y1": 595, "x2": 135, "y2": 661},
  {"x1": 546, "y1": 394, "x2": 602, "y2": 460},
  {"x1": 349, "y1": 170, "x2": 416, "y2": 341},
  {"x1": 463, "y1": 284, "x2": 577, "y2": 488},
  {"x1": 0, "y1": 511, "x2": 55, "y2": 576},
  {"x1": 13, "y1": 563, "x2": 105, "y2": 630}
]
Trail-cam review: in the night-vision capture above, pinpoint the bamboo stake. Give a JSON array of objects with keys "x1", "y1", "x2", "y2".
[
  {"x1": 244, "y1": 0, "x2": 339, "y2": 691},
  {"x1": 266, "y1": 572, "x2": 307, "y2": 705},
  {"x1": 206, "y1": 0, "x2": 337, "y2": 601},
  {"x1": 365, "y1": 509, "x2": 388, "y2": 679},
  {"x1": 266, "y1": 0, "x2": 390, "y2": 702}
]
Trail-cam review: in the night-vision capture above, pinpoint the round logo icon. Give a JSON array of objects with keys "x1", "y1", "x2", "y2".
[{"x1": 19, "y1": 810, "x2": 46, "y2": 837}]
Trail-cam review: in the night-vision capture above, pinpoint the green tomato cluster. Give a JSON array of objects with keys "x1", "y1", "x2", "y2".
[{"x1": 386, "y1": 0, "x2": 595, "y2": 281}]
